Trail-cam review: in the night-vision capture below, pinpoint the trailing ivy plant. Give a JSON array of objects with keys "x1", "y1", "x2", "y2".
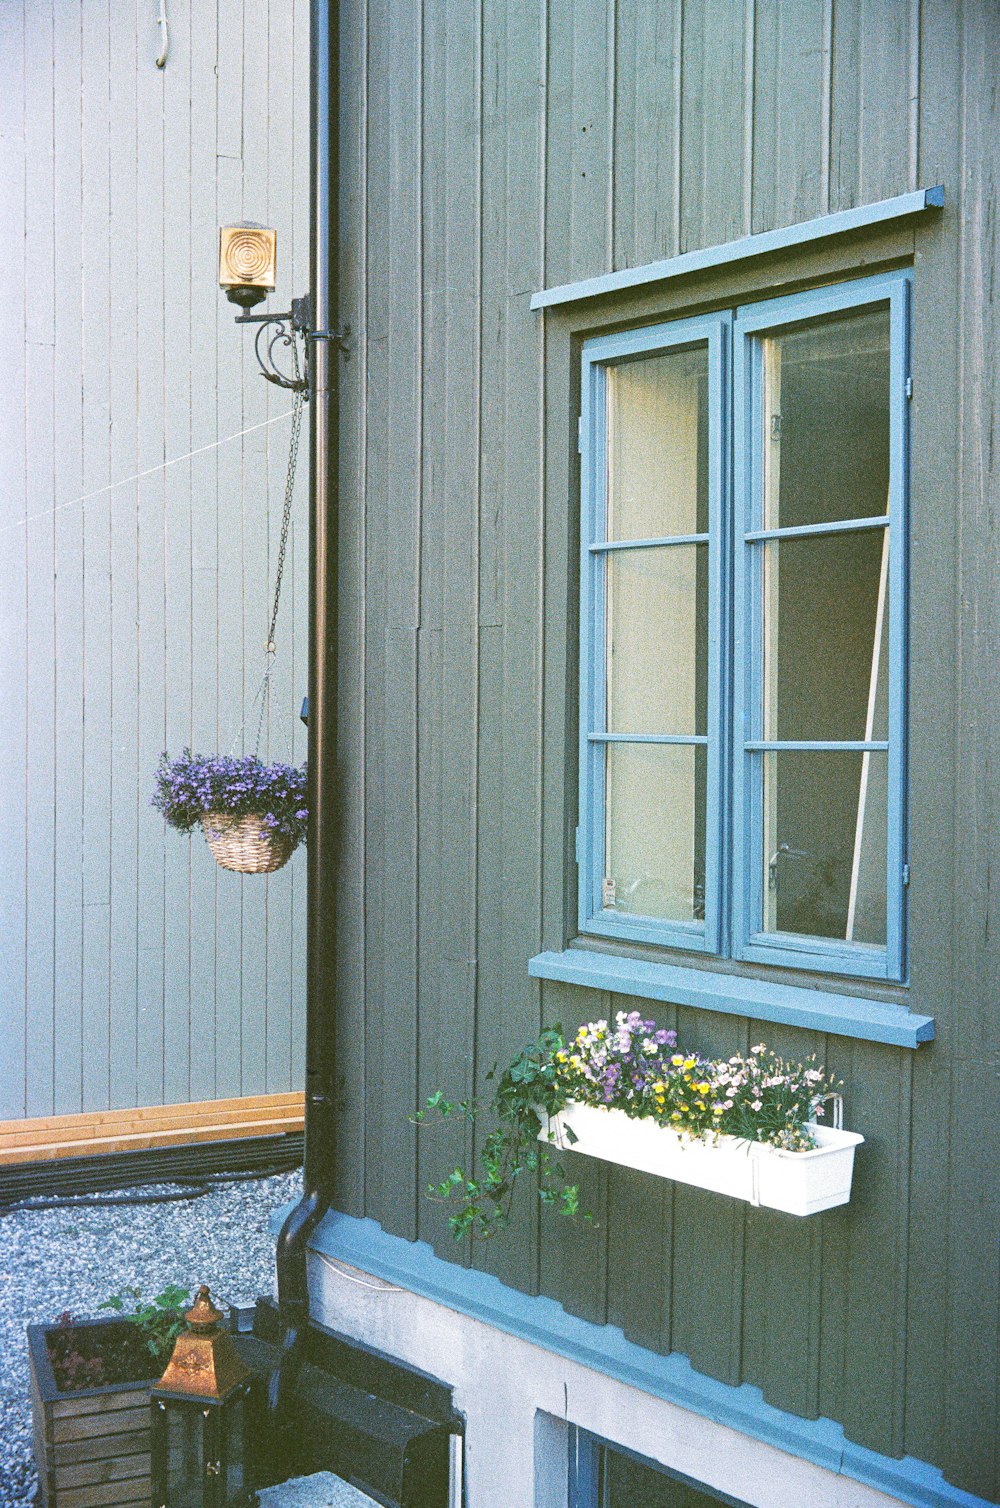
[{"x1": 415, "y1": 1026, "x2": 588, "y2": 1242}]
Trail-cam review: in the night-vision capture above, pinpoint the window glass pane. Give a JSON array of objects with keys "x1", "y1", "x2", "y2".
[
  {"x1": 606, "y1": 345, "x2": 709, "y2": 540},
  {"x1": 601, "y1": 1445, "x2": 749, "y2": 1506},
  {"x1": 604, "y1": 743, "x2": 706, "y2": 924},
  {"x1": 607, "y1": 544, "x2": 709, "y2": 735},
  {"x1": 761, "y1": 750, "x2": 887, "y2": 945},
  {"x1": 761, "y1": 529, "x2": 889, "y2": 742},
  {"x1": 165, "y1": 1406, "x2": 206, "y2": 1501},
  {"x1": 761, "y1": 306, "x2": 890, "y2": 530},
  {"x1": 226, "y1": 1394, "x2": 246, "y2": 1499}
]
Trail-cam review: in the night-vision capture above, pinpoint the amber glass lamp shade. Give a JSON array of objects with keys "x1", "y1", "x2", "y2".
[{"x1": 150, "y1": 1286, "x2": 256, "y2": 1508}]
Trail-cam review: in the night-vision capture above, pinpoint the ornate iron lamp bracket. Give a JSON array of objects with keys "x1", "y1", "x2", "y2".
[{"x1": 235, "y1": 294, "x2": 351, "y2": 393}]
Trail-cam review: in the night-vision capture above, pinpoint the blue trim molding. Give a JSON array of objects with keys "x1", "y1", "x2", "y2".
[
  {"x1": 530, "y1": 186, "x2": 944, "y2": 310},
  {"x1": 528, "y1": 948, "x2": 934, "y2": 1048},
  {"x1": 299, "y1": 1209, "x2": 992, "y2": 1508}
]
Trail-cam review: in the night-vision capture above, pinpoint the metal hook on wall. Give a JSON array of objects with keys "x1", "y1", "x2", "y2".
[{"x1": 155, "y1": 0, "x2": 169, "y2": 67}]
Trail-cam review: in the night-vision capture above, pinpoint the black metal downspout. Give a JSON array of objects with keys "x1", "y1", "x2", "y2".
[{"x1": 268, "y1": 0, "x2": 339, "y2": 1474}]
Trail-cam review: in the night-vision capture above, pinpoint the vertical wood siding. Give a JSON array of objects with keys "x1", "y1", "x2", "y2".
[
  {"x1": 0, "y1": 0, "x2": 309, "y2": 1118},
  {"x1": 334, "y1": 0, "x2": 999, "y2": 1497}
]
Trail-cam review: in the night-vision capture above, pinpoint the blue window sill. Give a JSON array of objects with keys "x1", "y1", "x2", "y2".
[{"x1": 528, "y1": 947, "x2": 933, "y2": 1049}]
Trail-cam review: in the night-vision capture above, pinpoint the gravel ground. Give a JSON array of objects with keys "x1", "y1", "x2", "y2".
[
  {"x1": 0, "y1": 1168, "x2": 302, "y2": 1507},
  {"x1": 258, "y1": 1474, "x2": 382, "y2": 1507}
]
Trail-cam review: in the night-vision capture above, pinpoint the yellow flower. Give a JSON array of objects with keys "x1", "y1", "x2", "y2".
[
  {"x1": 671, "y1": 1054, "x2": 684, "y2": 1066},
  {"x1": 697, "y1": 1081, "x2": 710, "y2": 1095},
  {"x1": 684, "y1": 1057, "x2": 696, "y2": 1071}
]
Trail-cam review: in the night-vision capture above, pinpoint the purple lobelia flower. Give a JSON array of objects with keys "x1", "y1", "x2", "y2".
[{"x1": 151, "y1": 749, "x2": 308, "y2": 847}]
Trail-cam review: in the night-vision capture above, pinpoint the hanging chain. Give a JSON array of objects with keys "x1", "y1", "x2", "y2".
[
  {"x1": 252, "y1": 334, "x2": 306, "y2": 757},
  {"x1": 266, "y1": 336, "x2": 305, "y2": 654}
]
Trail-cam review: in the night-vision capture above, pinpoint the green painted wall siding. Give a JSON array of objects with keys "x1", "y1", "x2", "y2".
[
  {"x1": 332, "y1": 0, "x2": 999, "y2": 1498},
  {"x1": 0, "y1": 0, "x2": 309, "y2": 1118}
]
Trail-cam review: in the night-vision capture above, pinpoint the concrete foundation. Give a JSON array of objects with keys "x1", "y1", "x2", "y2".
[{"x1": 304, "y1": 1248, "x2": 909, "y2": 1508}]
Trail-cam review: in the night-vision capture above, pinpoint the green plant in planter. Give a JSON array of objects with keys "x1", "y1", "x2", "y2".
[
  {"x1": 416, "y1": 1026, "x2": 587, "y2": 1242},
  {"x1": 99, "y1": 1283, "x2": 192, "y2": 1368},
  {"x1": 419, "y1": 1013, "x2": 844, "y2": 1240}
]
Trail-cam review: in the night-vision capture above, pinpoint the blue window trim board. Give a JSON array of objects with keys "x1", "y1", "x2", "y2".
[
  {"x1": 579, "y1": 269, "x2": 913, "y2": 988},
  {"x1": 528, "y1": 948, "x2": 933, "y2": 1049},
  {"x1": 298, "y1": 1208, "x2": 990, "y2": 1508},
  {"x1": 531, "y1": 185, "x2": 944, "y2": 309}
]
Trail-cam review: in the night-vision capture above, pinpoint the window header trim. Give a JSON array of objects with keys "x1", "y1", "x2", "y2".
[{"x1": 531, "y1": 186, "x2": 943, "y2": 312}]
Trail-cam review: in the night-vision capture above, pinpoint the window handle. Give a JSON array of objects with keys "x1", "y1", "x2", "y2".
[{"x1": 768, "y1": 841, "x2": 810, "y2": 890}]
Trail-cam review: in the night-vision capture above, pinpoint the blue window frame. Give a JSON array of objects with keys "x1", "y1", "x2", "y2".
[{"x1": 579, "y1": 272, "x2": 910, "y2": 982}]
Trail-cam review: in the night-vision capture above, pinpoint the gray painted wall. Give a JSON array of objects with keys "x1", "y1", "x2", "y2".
[
  {"x1": 0, "y1": 0, "x2": 309, "y2": 1119},
  {"x1": 328, "y1": 0, "x2": 999, "y2": 1499}
]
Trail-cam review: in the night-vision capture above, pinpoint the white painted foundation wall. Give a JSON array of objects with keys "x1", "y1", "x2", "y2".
[{"x1": 303, "y1": 1252, "x2": 909, "y2": 1508}]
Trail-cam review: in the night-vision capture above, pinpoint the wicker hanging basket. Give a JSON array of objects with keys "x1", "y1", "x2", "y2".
[{"x1": 201, "y1": 812, "x2": 296, "y2": 874}]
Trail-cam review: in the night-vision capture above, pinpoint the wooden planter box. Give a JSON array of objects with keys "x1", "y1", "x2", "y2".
[
  {"x1": 28, "y1": 1316, "x2": 156, "y2": 1508},
  {"x1": 538, "y1": 1099, "x2": 864, "y2": 1216}
]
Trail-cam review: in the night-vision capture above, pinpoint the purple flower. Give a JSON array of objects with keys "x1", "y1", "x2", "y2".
[{"x1": 152, "y1": 748, "x2": 308, "y2": 848}]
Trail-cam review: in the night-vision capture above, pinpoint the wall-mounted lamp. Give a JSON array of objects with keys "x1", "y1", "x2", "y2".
[
  {"x1": 219, "y1": 223, "x2": 277, "y2": 309},
  {"x1": 219, "y1": 222, "x2": 349, "y2": 393}
]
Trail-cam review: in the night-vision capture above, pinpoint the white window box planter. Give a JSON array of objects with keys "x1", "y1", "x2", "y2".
[{"x1": 537, "y1": 1099, "x2": 863, "y2": 1216}]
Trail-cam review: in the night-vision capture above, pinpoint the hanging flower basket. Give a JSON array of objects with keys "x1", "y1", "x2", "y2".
[
  {"x1": 201, "y1": 811, "x2": 296, "y2": 873},
  {"x1": 536, "y1": 1097, "x2": 863, "y2": 1217},
  {"x1": 152, "y1": 750, "x2": 307, "y2": 876}
]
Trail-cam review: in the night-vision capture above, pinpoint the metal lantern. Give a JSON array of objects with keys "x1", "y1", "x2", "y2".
[
  {"x1": 150, "y1": 1285, "x2": 257, "y2": 1508},
  {"x1": 218, "y1": 222, "x2": 277, "y2": 309}
]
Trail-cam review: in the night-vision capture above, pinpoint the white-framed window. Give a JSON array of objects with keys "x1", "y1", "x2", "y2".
[{"x1": 578, "y1": 271, "x2": 910, "y2": 982}]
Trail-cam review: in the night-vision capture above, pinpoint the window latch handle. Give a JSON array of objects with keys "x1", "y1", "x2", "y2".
[{"x1": 768, "y1": 841, "x2": 810, "y2": 890}]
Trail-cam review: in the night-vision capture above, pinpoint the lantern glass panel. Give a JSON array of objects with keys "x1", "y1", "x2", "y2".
[
  {"x1": 166, "y1": 1405, "x2": 207, "y2": 1505},
  {"x1": 224, "y1": 1392, "x2": 247, "y2": 1501}
]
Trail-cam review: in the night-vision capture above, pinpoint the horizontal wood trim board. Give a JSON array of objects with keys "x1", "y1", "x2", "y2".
[
  {"x1": 53, "y1": 1432, "x2": 152, "y2": 1468},
  {"x1": 52, "y1": 1409, "x2": 147, "y2": 1443},
  {"x1": 53, "y1": 1390, "x2": 150, "y2": 1418},
  {"x1": 531, "y1": 187, "x2": 944, "y2": 309},
  {"x1": 2, "y1": 1092, "x2": 304, "y2": 1138},
  {"x1": 528, "y1": 949, "x2": 934, "y2": 1048},
  {"x1": 0, "y1": 1108, "x2": 303, "y2": 1153},
  {"x1": 0, "y1": 1093, "x2": 305, "y2": 1165},
  {"x1": 57, "y1": 1455, "x2": 149, "y2": 1489},
  {"x1": 57, "y1": 1484, "x2": 151, "y2": 1508}
]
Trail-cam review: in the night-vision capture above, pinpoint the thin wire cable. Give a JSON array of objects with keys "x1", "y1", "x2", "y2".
[
  {"x1": 1, "y1": 409, "x2": 296, "y2": 539},
  {"x1": 227, "y1": 336, "x2": 305, "y2": 761},
  {"x1": 316, "y1": 1251, "x2": 404, "y2": 1293}
]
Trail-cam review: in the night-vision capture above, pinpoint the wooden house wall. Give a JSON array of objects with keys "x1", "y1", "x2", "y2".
[
  {"x1": 0, "y1": 0, "x2": 309, "y2": 1120},
  {"x1": 332, "y1": 0, "x2": 1000, "y2": 1499}
]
